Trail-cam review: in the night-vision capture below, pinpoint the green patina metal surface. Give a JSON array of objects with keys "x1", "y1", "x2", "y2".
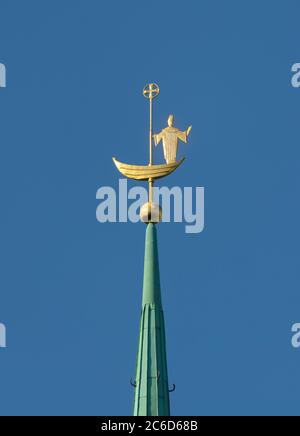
[{"x1": 133, "y1": 223, "x2": 170, "y2": 416}]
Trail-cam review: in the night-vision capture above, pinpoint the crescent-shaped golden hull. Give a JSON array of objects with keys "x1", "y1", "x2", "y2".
[{"x1": 112, "y1": 157, "x2": 185, "y2": 181}]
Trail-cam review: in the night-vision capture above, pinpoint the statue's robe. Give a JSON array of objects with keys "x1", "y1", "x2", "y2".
[{"x1": 154, "y1": 127, "x2": 187, "y2": 164}]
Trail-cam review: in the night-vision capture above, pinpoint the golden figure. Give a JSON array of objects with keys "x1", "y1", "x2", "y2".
[
  {"x1": 112, "y1": 83, "x2": 192, "y2": 223},
  {"x1": 154, "y1": 115, "x2": 192, "y2": 164}
]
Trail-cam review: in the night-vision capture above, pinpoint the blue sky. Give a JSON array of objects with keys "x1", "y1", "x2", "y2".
[{"x1": 0, "y1": 0, "x2": 300, "y2": 416}]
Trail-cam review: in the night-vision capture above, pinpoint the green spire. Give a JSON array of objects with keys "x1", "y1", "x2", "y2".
[{"x1": 133, "y1": 223, "x2": 170, "y2": 416}]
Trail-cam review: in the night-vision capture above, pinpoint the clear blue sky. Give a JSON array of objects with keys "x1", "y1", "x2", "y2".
[{"x1": 0, "y1": 0, "x2": 300, "y2": 416}]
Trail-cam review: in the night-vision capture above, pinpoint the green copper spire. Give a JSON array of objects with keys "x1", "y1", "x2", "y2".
[{"x1": 133, "y1": 223, "x2": 170, "y2": 416}]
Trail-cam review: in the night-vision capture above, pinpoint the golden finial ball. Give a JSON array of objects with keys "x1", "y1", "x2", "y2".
[{"x1": 140, "y1": 202, "x2": 162, "y2": 223}]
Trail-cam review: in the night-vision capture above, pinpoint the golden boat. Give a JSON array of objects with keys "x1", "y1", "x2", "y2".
[{"x1": 112, "y1": 157, "x2": 185, "y2": 181}]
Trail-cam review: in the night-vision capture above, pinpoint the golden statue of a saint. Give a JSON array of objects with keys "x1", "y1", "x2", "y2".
[
  {"x1": 153, "y1": 114, "x2": 192, "y2": 164},
  {"x1": 113, "y1": 84, "x2": 193, "y2": 223}
]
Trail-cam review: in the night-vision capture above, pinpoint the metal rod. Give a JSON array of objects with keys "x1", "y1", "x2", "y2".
[
  {"x1": 149, "y1": 178, "x2": 153, "y2": 203},
  {"x1": 149, "y1": 95, "x2": 154, "y2": 203},
  {"x1": 149, "y1": 96, "x2": 153, "y2": 166}
]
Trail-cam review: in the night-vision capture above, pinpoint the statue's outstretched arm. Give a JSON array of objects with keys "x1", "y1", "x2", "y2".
[
  {"x1": 177, "y1": 128, "x2": 188, "y2": 143},
  {"x1": 153, "y1": 132, "x2": 163, "y2": 146},
  {"x1": 186, "y1": 125, "x2": 192, "y2": 137}
]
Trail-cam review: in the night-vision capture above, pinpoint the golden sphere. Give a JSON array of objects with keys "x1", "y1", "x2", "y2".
[{"x1": 140, "y1": 202, "x2": 162, "y2": 223}]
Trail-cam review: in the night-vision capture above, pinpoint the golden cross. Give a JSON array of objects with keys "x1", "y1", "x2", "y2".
[{"x1": 143, "y1": 83, "x2": 160, "y2": 100}]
